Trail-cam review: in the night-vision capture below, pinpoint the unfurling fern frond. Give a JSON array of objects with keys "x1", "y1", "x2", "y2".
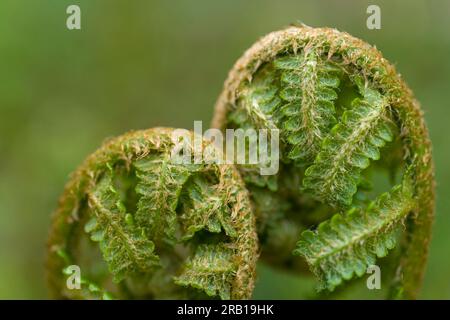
[
  {"x1": 303, "y1": 81, "x2": 394, "y2": 207},
  {"x1": 46, "y1": 128, "x2": 258, "y2": 300},
  {"x1": 212, "y1": 25, "x2": 434, "y2": 299},
  {"x1": 294, "y1": 172, "x2": 415, "y2": 291}
]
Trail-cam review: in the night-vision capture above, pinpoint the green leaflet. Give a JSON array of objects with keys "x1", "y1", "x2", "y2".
[
  {"x1": 180, "y1": 175, "x2": 237, "y2": 241},
  {"x1": 230, "y1": 50, "x2": 342, "y2": 188},
  {"x1": 49, "y1": 128, "x2": 258, "y2": 299},
  {"x1": 133, "y1": 155, "x2": 195, "y2": 245},
  {"x1": 294, "y1": 175, "x2": 415, "y2": 291},
  {"x1": 239, "y1": 68, "x2": 279, "y2": 130},
  {"x1": 86, "y1": 171, "x2": 160, "y2": 283},
  {"x1": 174, "y1": 244, "x2": 236, "y2": 300},
  {"x1": 303, "y1": 81, "x2": 394, "y2": 207},
  {"x1": 227, "y1": 71, "x2": 280, "y2": 191},
  {"x1": 274, "y1": 51, "x2": 341, "y2": 164}
]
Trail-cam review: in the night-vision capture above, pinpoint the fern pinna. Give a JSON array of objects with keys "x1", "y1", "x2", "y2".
[
  {"x1": 46, "y1": 128, "x2": 258, "y2": 299},
  {"x1": 212, "y1": 26, "x2": 434, "y2": 298}
]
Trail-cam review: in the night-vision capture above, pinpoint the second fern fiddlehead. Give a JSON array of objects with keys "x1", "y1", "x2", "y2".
[
  {"x1": 47, "y1": 128, "x2": 258, "y2": 299},
  {"x1": 212, "y1": 26, "x2": 434, "y2": 298}
]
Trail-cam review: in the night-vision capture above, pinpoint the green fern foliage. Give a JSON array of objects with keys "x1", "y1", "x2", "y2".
[
  {"x1": 86, "y1": 170, "x2": 160, "y2": 283},
  {"x1": 174, "y1": 244, "x2": 236, "y2": 300},
  {"x1": 239, "y1": 68, "x2": 279, "y2": 130},
  {"x1": 294, "y1": 174, "x2": 415, "y2": 291},
  {"x1": 179, "y1": 175, "x2": 237, "y2": 240},
  {"x1": 303, "y1": 81, "x2": 394, "y2": 207},
  {"x1": 133, "y1": 155, "x2": 194, "y2": 244},
  {"x1": 213, "y1": 26, "x2": 433, "y2": 298},
  {"x1": 47, "y1": 128, "x2": 257, "y2": 300},
  {"x1": 48, "y1": 26, "x2": 434, "y2": 300},
  {"x1": 274, "y1": 51, "x2": 341, "y2": 164}
]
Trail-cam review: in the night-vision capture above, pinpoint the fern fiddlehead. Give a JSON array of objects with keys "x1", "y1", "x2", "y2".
[
  {"x1": 46, "y1": 128, "x2": 258, "y2": 299},
  {"x1": 47, "y1": 25, "x2": 434, "y2": 300},
  {"x1": 212, "y1": 26, "x2": 435, "y2": 298}
]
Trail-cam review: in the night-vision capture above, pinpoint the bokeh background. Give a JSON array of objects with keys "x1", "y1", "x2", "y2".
[{"x1": 0, "y1": 0, "x2": 448, "y2": 299}]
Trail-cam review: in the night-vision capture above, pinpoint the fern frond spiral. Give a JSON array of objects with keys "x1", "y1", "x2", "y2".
[
  {"x1": 47, "y1": 128, "x2": 258, "y2": 299},
  {"x1": 212, "y1": 26, "x2": 434, "y2": 298}
]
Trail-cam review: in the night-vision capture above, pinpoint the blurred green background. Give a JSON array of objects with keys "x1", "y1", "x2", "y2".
[{"x1": 0, "y1": 0, "x2": 448, "y2": 299}]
